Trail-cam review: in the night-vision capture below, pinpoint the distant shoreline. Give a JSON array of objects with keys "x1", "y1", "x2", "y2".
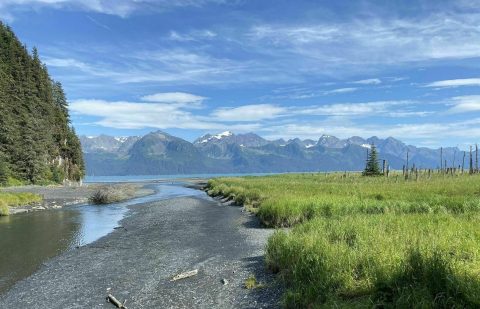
[{"x1": 1, "y1": 182, "x2": 155, "y2": 215}]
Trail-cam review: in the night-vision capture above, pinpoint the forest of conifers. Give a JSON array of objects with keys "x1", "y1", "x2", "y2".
[{"x1": 0, "y1": 22, "x2": 84, "y2": 185}]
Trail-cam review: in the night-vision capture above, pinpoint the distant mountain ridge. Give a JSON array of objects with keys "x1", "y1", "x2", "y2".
[{"x1": 80, "y1": 131, "x2": 461, "y2": 176}]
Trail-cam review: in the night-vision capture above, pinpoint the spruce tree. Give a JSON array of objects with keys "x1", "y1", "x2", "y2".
[
  {"x1": 363, "y1": 144, "x2": 382, "y2": 176},
  {"x1": 0, "y1": 155, "x2": 9, "y2": 186},
  {"x1": 0, "y1": 22, "x2": 84, "y2": 184}
]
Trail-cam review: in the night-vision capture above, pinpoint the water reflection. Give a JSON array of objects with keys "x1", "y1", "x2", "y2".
[
  {"x1": 0, "y1": 182, "x2": 205, "y2": 294},
  {"x1": 0, "y1": 210, "x2": 80, "y2": 293}
]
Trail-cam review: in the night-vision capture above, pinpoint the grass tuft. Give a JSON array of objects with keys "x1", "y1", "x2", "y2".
[
  {"x1": 244, "y1": 275, "x2": 264, "y2": 289},
  {"x1": 89, "y1": 184, "x2": 136, "y2": 205}
]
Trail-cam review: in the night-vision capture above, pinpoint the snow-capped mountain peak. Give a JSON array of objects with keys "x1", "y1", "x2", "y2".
[
  {"x1": 199, "y1": 131, "x2": 234, "y2": 143},
  {"x1": 214, "y1": 131, "x2": 233, "y2": 139}
]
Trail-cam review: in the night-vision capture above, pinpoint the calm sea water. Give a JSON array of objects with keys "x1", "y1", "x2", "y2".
[
  {"x1": 0, "y1": 180, "x2": 210, "y2": 294},
  {"x1": 84, "y1": 173, "x2": 277, "y2": 183}
]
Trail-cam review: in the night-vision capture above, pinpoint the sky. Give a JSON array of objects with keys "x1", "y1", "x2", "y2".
[{"x1": 2, "y1": 0, "x2": 480, "y2": 148}]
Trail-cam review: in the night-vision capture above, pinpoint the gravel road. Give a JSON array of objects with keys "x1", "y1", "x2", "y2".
[{"x1": 0, "y1": 187, "x2": 283, "y2": 308}]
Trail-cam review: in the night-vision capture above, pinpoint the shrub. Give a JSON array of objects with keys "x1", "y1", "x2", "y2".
[{"x1": 89, "y1": 185, "x2": 136, "y2": 204}]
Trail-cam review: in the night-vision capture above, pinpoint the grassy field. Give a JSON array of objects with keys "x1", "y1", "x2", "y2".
[
  {"x1": 0, "y1": 192, "x2": 43, "y2": 215},
  {"x1": 207, "y1": 173, "x2": 480, "y2": 308}
]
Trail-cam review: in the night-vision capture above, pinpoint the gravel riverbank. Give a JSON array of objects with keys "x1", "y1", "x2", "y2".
[
  {"x1": 0, "y1": 186, "x2": 282, "y2": 308},
  {"x1": 2, "y1": 183, "x2": 155, "y2": 214}
]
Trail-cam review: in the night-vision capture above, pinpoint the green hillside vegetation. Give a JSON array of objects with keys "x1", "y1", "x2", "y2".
[
  {"x1": 207, "y1": 173, "x2": 480, "y2": 307},
  {"x1": 0, "y1": 22, "x2": 84, "y2": 185}
]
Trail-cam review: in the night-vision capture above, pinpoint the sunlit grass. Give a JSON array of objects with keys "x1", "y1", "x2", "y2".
[
  {"x1": 0, "y1": 192, "x2": 42, "y2": 216},
  {"x1": 207, "y1": 172, "x2": 480, "y2": 307},
  {"x1": 267, "y1": 213, "x2": 480, "y2": 307},
  {"x1": 208, "y1": 172, "x2": 480, "y2": 227}
]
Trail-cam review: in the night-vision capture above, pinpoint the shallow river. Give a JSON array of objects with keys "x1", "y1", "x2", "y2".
[{"x1": 0, "y1": 182, "x2": 204, "y2": 294}]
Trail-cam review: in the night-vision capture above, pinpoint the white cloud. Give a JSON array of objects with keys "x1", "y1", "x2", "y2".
[
  {"x1": 212, "y1": 104, "x2": 287, "y2": 122},
  {"x1": 169, "y1": 30, "x2": 217, "y2": 41},
  {"x1": 447, "y1": 95, "x2": 480, "y2": 113},
  {"x1": 354, "y1": 78, "x2": 382, "y2": 85},
  {"x1": 70, "y1": 98, "x2": 260, "y2": 131},
  {"x1": 0, "y1": 0, "x2": 225, "y2": 18},
  {"x1": 86, "y1": 15, "x2": 111, "y2": 31},
  {"x1": 42, "y1": 50, "x2": 253, "y2": 85},
  {"x1": 69, "y1": 94, "x2": 475, "y2": 147},
  {"x1": 425, "y1": 78, "x2": 480, "y2": 88},
  {"x1": 43, "y1": 57, "x2": 89, "y2": 69},
  {"x1": 247, "y1": 13, "x2": 480, "y2": 72},
  {"x1": 141, "y1": 92, "x2": 206, "y2": 105},
  {"x1": 296, "y1": 101, "x2": 413, "y2": 117},
  {"x1": 324, "y1": 87, "x2": 357, "y2": 95}
]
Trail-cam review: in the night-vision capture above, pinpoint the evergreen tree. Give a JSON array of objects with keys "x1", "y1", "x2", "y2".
[
  {"x1": 0, "y1": 22, "x2": 84, "y2": 184},
  {"x1": 0, "y1": 154, "x2": 9, "y2": 186},
  {"x1": 363, "y1": 144, "x2": 382, "y2": 176}
]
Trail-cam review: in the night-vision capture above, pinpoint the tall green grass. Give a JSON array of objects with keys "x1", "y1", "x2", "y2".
[
  {"x1": 267, "y1": 214, "x2": 480, "y2": 307},
  {"x1": 208, "y1": 173, "x2": 480, "y2": 227},
  {"x1": 0, "y1": 192, "x2": 42, "y2": 216},
  {"x1": 207, "y1": 173, "x2": 480, "y2": 307}
]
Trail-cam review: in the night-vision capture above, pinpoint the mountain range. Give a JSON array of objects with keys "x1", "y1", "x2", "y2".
[{"x1": 80, "y1": 131, "x2": 462, "y2": 176}]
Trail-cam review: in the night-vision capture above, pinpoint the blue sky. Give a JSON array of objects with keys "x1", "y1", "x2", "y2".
[{"x1": 2, "y1": 0, "x2": 480, "y2": 148}]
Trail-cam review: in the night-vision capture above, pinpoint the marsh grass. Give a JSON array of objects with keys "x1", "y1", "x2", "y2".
[
  {"x1": 208, "y1": 173, "x2": 480, "y2": 227},
  {"x1": 0, "y1": 200, "x2": 8, "y2": 216},
  {"x1": 208, "y1": 173, "x2": 480, "y2": 307},
  {"x1": 0, "y1": 192, "x2": 42, "y2": 216}
]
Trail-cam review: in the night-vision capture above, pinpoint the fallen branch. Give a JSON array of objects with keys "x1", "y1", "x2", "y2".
[
  {"x1": 106, "y1": 294, "x2": 128, "y2": 309},
  {"x1": 170, "y1": 269, "x2": 198, "y2": 281}
]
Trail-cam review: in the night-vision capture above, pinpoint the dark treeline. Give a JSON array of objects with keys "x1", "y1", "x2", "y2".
[{"x1": 0, "y1": 22, "x2": 84, "y2": 185}]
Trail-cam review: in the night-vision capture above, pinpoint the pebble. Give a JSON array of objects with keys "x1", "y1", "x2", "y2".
[{"x1": 221, "y1": 278, "x2": 228, "y2": 285}]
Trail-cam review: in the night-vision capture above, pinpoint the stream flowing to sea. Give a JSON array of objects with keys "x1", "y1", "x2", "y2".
[
  {"x1": 0, "y1": 173, "x2": 275, "y2": 295},
  {"x1": 0, "y1": 177, "x2": 212, "y2": 294}
]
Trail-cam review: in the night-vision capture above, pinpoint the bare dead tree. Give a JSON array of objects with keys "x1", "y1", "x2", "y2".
[
  {"x1": 406, "y1": 150, "x2": 409, "y2": 179},
  {"x1": 452, "y1": 149, "x2": 456, "y2": 170},
  {"x1": 470, "y1": 146, "x2": 474, "y2": 175},
  {"x1": 440, "y1": 147, "x2": 443, "y2": 173},
  {"x1": 476, "y1": 144, "x2": 479, "y2": 173}
]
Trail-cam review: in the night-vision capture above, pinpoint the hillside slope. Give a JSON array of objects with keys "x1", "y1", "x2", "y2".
[{"x1": 0, "y1": 22, "x2": 84, "y2": 184}]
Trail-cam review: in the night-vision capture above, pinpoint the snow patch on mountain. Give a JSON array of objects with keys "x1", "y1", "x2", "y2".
[
  {"x1": 200, "y1": 131, "x2": 233, "y2": 143},
  {"x1": 114, "y1": 137, "x2": 129, "y2": 143},
  {"x1": 214, "y1": 131, "x2": 233, "y2": 139}
]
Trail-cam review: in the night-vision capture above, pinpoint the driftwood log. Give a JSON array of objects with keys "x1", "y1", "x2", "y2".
[
  {"x1": 106, "y1": 294, "x2": 128, "y2": 309},
  {"x1": 171, "y1": 269, "x2": 198, "y2": 281}
]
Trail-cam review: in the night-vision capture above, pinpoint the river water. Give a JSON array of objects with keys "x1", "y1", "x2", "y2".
[{"x1": 0, "y1": 181, "x2": 206, "y2": 294}]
